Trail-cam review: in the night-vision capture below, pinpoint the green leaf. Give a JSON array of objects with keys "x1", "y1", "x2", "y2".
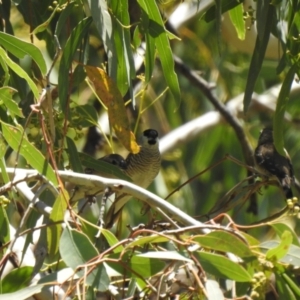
[
  {"x1": 85, "y1": 0, "x2": 117, "y2": 80},
  {"x1": 55, "y1": 2, "x2": 76, "y2": 36},
  {"x1": 72, "y1": 104, "x2": 98, "y2": 127},
  {"x1": 0, "y1": 284, "x2": 45, "y2": 300},
  {"x1": 98, "y1": 228, "x2": 124, "y2": 253},
  {"x1": 271, "y1": 222, "x2": 300, "y2": 247},
  {"x1": 59, "y1": 227, "x2": 109, "y2": 291},
  {"x1": 1, "y1": 122, "x2": 58, "y2": 186},
  {"x1": 204, "y1": 0, "x2": 242, "y2": 22},
  {"x1": 282, "y1": 272, "x2": 300, "y2": 297},
  {"x1": 0, "y1": 87, "x2": 24, "y2": 118},
  {"x1": 266, "y1": 231, "x2": 293, "y2": 261},
  {"x1": 58, "y1": 17, "x2": 92, "y2": 110},
  {"x1": 31, "y1": 5, "x2": 59, "y2": 34},
  {"x1": 47, "y1": 189, "x2": 69, "y2": 257},
  {"x1": 107, "y1": 252, "x2": 165, "y2": 278},
  {"x1": 0, "y1": 31, "x2": 47, "y2": 75},
  {"x1": 139, "y1": 8, "x2": 155, "y2": 83},
  {"x1": 66, "y1": 137, "x2": 83, "y2": 173},
  {"x1": 197, "y1": 252, "x2": 252, "y2": 282},
  {"x1": 243, "y1": 2, "x2": 275, "y2": 113},
  {"x1": 228, "y1": 3, "x2": 245, "y2": 40},
  {"x1": 0, "y1": 266, "x2": 34, "y2": 292},
  {"x1": 276, "y1": 272, "x2": 297, "y2": 300},
  {"x1": 0, "y1": 204, "x2": 10, "y2": 246},
  {"x1": 137, "y1": 0, "x2": 181, "y2": 109},
  {"x1": 194, "y1": 231, "x2": 255, "y2": 258},
  {"x1": 260, "y1": 241, "x2": 300, "y2": 266},
  {"x1": 273, "y1": 65, "x2": 296, "y2": 155},
  {"x1": 111, "y1": 0, "x2": 135, "y2": 101},
  {"x1": 0, "y1": 47, "x2": 39, "y2": 99}
]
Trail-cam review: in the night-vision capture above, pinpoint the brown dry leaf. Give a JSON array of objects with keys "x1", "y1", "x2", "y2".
[{"x1": 85, "y1": 65, "x2": 139, "y2": 154}]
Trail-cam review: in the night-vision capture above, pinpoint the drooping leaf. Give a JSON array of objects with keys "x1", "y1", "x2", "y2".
[
  {"x1": 0, "y1": 31, "x2": 47, "y2": 75},
  {"x1": 66, "y1": 137, "x2": 84, "y2": 173},
  {"x1": 0, "y1": 87, "x2": 23, "y2": 118},
  {"x1": 137, "y1": 0, "x2": 181, "y2": 110},
  {"x1": 84, "y1": 0, "x2": 117, "y2": 80},
  {"x1": 1, "y1": 122, "x2": 58, "y2": 186},
  {"x1": 58, "y1": 17, "x2": 92, "y2": 110},
  {"x1": 243, "y1": 2, "x2": 275, "y2": 113},
  {"x1": 111, "y1": 0, "x2": 135, "y2": 102},
  {"x1": 0, "y1": 47, "x2": 39, "y2": 99},
  {"x1": 266, "y1": 231, "x2": 293, "y2": 261},
  {"x1": 47, "y1": 189, "x2": 69, "y2": 257},
  {"x1": 85, "y1": 65, "x2": 139, "y2": 153},
  {"x1": 273, "y1": 64, "x2": 296, "y2": 155},
  {"x1": 228, "y1": 3, "x2": 245, "y2": 40}
]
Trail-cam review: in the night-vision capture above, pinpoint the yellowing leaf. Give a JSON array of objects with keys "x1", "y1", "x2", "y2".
[{"x1": 85, "y1": 65, "x2": 139, "y2": 153}]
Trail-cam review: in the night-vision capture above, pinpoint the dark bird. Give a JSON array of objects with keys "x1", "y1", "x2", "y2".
[
  {"x1": 254, "y1": 128, "x2": 294, "y2": 199},
  {"x1": 104, "y1": 129, "x2": 161, "y2": 228}
]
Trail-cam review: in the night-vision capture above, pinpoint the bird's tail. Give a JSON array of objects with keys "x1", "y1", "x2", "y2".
[{"x1": 282, "y1": 177, "x2": 293, "y2": 199}]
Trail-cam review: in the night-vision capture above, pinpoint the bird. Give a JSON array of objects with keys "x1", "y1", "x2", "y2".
[
  {"x1": 68, "y1": 153, "x2": 128, "y2": 204},
  {"x1": 104, "y1": 129, "x2": 161, "y2": 228},
  {"x1": 254, "y1": 128, "x2": 294, "y2": 199}
]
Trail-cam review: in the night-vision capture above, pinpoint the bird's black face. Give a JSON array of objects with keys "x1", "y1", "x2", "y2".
[{"x1": 143, "y1": 129, "x2": 159, "y2": 145}]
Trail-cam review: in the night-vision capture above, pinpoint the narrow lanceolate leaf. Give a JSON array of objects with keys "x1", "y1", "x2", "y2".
[
  {"x1": 137, "y1": 0, "x2": 181, "y2": 110},
  {"x1": 84, "y1": 0, "x2": 117, "y2": 80},
  {"x1": 0, "y1": 47, "x2": 39, "y2": 100},
  {"x1": 193, "y1": 231, "x2": 255, "y2": 258},
  {"x1": 85, "y1": 65, "x2": 139, "y2": 153},
  {"x1": 1, "y1": 122, "x2": 58, "y2": 186},
  {"x1": 111, "y1": 0, "x2": 135, "y2": 103},
  {"x1": 58, "y1": 17, "x2": 92, "y2": 110},
  {"x1": 197, "y1": 252, "x2": 252, "y2": 282},
  {"x1": 273, "y1": 65, "x2": 296, "y2": 156},
  {"x1": 0, "y1": 31, "x2": 47, "y2": 74},
  {"x1": 0, "y1": 87, "x2": 24, "y2": 118},
  {"x1": 243, "y1": 2, "x2": 275, "y2": 113},
  {"x1": 47, "y1": 189, "x2": 69, "y2": 256},
  {"x1": 228, "y1": 3, "x2": 245, "y2": 40}
]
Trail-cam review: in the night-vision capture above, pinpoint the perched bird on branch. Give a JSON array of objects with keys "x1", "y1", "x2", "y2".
[
  {"x1": 254, "y1": 128, "x2": 294, "y2": 199},
  {"x1": 71, "y1": 129, "x2": 161, "y2": 228},
  {"x1": 104, "y1": 129, "x2": 161, "y2": 228}
]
